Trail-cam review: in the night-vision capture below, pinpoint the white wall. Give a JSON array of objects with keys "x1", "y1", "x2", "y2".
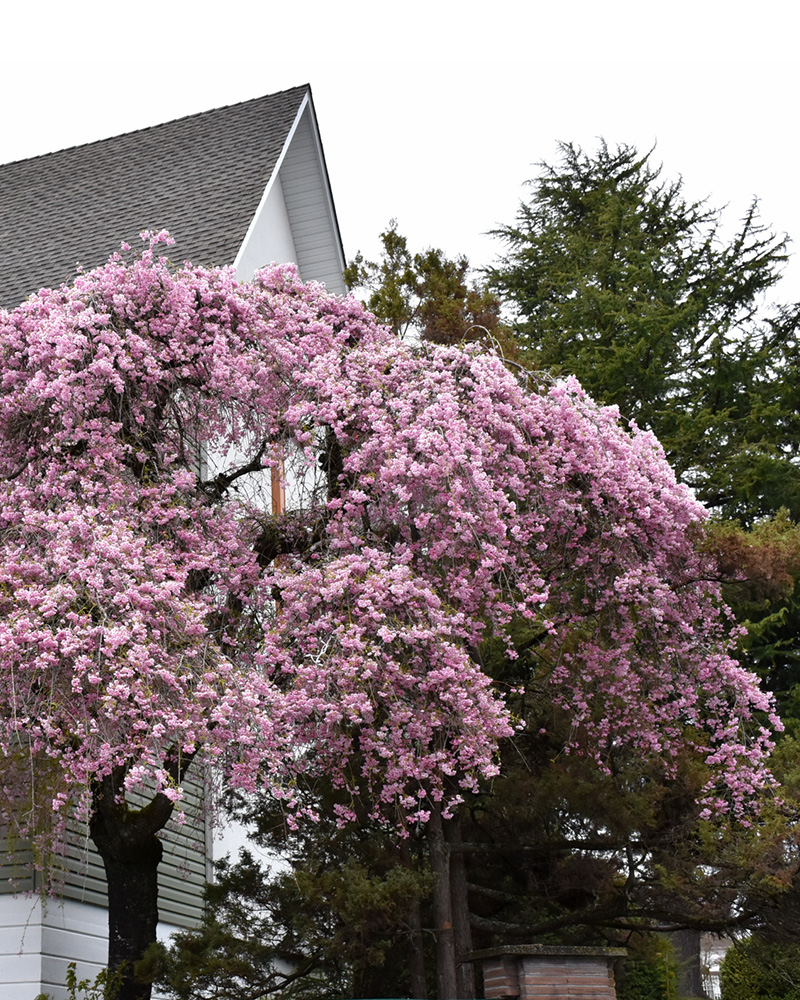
[
  {"x1": 0, "y1": 895, "x2": 182, "y2": 1000},
  {"x1": 0, "y1": 894, "x2": 43, "y2": 1000}
]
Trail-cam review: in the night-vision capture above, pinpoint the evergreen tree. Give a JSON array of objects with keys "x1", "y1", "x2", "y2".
[
  {"x1": 720, "y1": 936, "x2": 800, "y2": 1000},
  {"x1": 486, "y1": 141, "x2": 800, "y2": 526},
  {"x1": 345, "y1": 220, "x2": 514, "y2": 353},
  {"x1": 486, "y1": 142, "x2": 800, "y2": 994}
]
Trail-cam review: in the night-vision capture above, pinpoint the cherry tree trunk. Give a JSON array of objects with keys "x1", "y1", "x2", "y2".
[
  {"x1": 98, "y1": 843, "x2": 161, "y2": 1000},
  {"x1": 89, "y1": 771, "x2": 177, "y2": 1000}
]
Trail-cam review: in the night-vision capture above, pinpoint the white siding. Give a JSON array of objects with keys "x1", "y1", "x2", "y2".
[
  {"x1": 0, "y1": 895, "x2": 43, "y2": 1000},
  {"x1": 0, "y1": 896, "x2": 181, "y2": 1000},
  {"x1": 40, "y1": 899, "x2": 107, "y2": 1000}
]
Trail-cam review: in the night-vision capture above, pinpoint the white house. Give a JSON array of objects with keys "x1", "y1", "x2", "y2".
[{"x1": 0, "y1": 84, "x2": 346, "y2": 1000}]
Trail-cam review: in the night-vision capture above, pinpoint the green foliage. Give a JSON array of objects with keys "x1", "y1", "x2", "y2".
[
  {"x1": 721, "y1": 936, "x2": 800, "y2": 1000},
  {"x1": 345, "y1": 220, "x2": 514, "y2": 353},
  {"x1": 151, "y1": 810, "x2": 433, "y2": 1000},
  {"x1": 616, "y1": 937, "x2": 678, "y2": 1000},
  {"x1": 704, "y1": 512, "x2": 800, "y2": 711},
  {"x1": 34, "y1": 961, "x2": 121, "y2": 1000},
  {"x1": 457, "y1": 704, "x2": 795, "y2": 949},
  {"x1": 487, "y1": 140, "x2": 800, "y2": 526}
]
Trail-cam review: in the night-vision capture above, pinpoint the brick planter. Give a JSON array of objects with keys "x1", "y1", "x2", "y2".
[{"x1": 468, "y1": 945, "x2": 627, "y2": 999}]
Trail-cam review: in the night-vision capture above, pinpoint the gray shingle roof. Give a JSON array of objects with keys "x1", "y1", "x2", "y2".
[{"x1": 0, "y1": 85, "x2": 313, "y2": 310}]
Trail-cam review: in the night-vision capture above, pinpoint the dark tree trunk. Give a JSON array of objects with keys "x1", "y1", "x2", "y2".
[
  {"x1": 399, "y1": 839, "x2": 428, "y2": 999},
  {"x1": 446, "y1": 818, "x2": 475, "y2": 1000},
  {"x1": 428, "y1": 805, "x2": 458, "y2": 999},
  {"x1": 407, "y1": 898, "x2": 429, "y2": 999},
  {"x1": 99, "y1": 839, "x2": 162, "y2": 999},
  {"x1": 89, "y1": 758, "x2": 191, "y2": 1000},
  {"x1": 670, "y1": 928, "x2": 707, "y2": 998}
]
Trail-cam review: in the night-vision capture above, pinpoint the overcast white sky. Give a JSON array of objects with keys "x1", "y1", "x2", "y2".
[{"x1": 2, "y1": 1, "x2": 797, "y2": 303}]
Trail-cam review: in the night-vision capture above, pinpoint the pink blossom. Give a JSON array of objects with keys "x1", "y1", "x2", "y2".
[{"x1": 0, "y1": 235, "x2": 777, "y2": 863}]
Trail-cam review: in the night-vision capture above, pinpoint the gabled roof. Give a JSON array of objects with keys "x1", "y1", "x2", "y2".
[{"x1": 0, "y1": 84, "x2": 346, "y2": 310}]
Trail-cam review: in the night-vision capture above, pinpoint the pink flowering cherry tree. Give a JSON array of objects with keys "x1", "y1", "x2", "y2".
[{"x1": 0, "y1": 234, "x2": 777, "y2": 1000}]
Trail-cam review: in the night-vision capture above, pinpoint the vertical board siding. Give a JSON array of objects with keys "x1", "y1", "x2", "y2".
[{"x1": 280, "y1": 112, "x2": 346, "y2": 294}]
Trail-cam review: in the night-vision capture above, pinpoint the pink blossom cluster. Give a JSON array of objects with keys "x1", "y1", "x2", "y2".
[{"x1": 0, "y1": 234, "x2": 777, "y2": 849}]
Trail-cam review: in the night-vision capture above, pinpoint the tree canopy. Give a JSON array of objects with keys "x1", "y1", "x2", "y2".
[
  {"x1": 344, "y1": 220, "x2": 511, "y2": 351},
  {"x1": 0, "y1": 232, "x2": 780, "y2": 998},
  {"x1": 486, "y1": 140, "x2": 800, "y2": 526}
]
